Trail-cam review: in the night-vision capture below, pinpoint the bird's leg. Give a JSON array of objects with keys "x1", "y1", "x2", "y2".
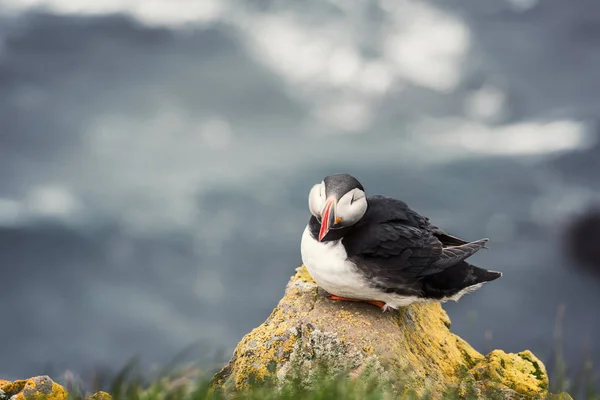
[
  {"x1": 328, "y1": 294, "x2": 364, "y2": 302},
  {"x1": 327, "y1": 294, "x2": 387, "y2": 310},
  {"x1": 369, "y1": 300, "x2": 388, "y2": 310}
]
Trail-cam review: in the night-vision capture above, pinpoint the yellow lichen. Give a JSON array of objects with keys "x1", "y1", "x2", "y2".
[
  {"x1": 362, "y1": 344, "x2": 375, "y2": 355},
  {"x1": 228, "y1": 316, "x2": 300, "y2": 388},
  {"x1": 471, "y1": 349, "x2": 548, "y2": 396},
  {"x1": 1, "y1": 377, "x2": 68, "y2": 400},
  {"x1": 0, "y1": 380, "x2": 27, "y2": 395},
  {"x1": 87, "y1": 391, "x2": 113, "y2": 400},
  {"x1": 295, "y1": 266, "x2": 315, "y2": 283}
]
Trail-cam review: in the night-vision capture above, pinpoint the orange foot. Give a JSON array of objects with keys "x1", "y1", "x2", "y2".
[{"x1": 328, "y1": 294, "x2": 387, "y2": 310}]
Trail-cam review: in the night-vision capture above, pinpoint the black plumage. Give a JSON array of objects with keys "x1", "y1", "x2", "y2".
[{"x1": 308, "y1": 183, "x2": 501, "y2": 300}]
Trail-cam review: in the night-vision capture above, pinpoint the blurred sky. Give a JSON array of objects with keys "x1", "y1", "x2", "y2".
[{"x1": 1, "y1": 0, "x2": 600, "y2": 386}]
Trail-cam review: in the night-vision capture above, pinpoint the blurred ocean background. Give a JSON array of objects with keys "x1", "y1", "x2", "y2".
[{"x1": 1, "y1": 0, "x2": 600, "y2": 388}]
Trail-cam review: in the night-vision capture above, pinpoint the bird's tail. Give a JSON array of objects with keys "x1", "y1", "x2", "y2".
[
  {"x1": 431, "y1": 238, "x2": 489, "y2": 270},
  {"x1": 421, "y1": 261, "x2": 502, "y2": 301}
]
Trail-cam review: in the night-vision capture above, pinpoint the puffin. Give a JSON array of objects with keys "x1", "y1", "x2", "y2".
[{"x1": 300, "y1": 173, "x2": 502, "y2": 311}]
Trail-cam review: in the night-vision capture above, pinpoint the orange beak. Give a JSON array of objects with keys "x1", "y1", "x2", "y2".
[{"x1": 318, "y1": 198, "x2": 337, "y2": 242}]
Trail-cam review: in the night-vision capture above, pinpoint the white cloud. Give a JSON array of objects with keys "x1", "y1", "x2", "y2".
[
  {"x1": 313, "y1": 98, "x2": 373, "y2": 134},
  {"x1": 358, "y1": 61, "x2": 397, "y2": 95},
  {"x1": 0, "y1": 0, "x2": 469, "y2": 104},
  {"x1": 506, "y1": 0, "x2": 539, "y2": 12},
  {"x1": 416, "y1": 118, "x2": 595, "y2": 156},
  {"x1": 199, "y1": 117, "x2": 234, "y2": 149},
  {"x1": 2, "y1": 0, "x2": 472, "y2": 136},
  {"x1": 327, "y1": 46, "x2": 362, "y2": 87},
  {"x1": 383, "y1": 2, "x2": 470, "y2": 92},
  {"x1": 238, "y1": 12, "x2": 354, "y2": 88},
  {"x1": 0, "y1": 185, "x2": 81, "y2": 226},
  {"x1": 133, "y1": 0, "x2": 225, "y2": 26},
  {"x1": 235, "y1": 11, "x2": 383, "y2": 134},
  {"x1": 0, "y1": 0, "x2": 228, "y2": 27},
  {"x1": 229, "y1": 1, "x2": 471, "y2": 135},
  {"x1": 26, "y1": 185, "x2": 80, "y2": 218},
  {"x1": 464, "y1": 84, "x2": 508, "y2": 123}
]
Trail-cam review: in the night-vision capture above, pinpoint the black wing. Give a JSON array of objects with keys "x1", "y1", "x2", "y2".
[
  {"x1": 342, "y1": 196, "x2": 487, "y2": 287},
  {"x1": 344, "y1": 221, "x2": 444, "y2": 279},
  {"x1": 365, "y1": 195, "x2": 477, "y2": 246},
  {"x1": 366, "y1": 195, "x2": 471, "y2": 247}
]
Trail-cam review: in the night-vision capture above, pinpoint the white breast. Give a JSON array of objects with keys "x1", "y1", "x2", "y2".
[
  {"x1": 300, "y1": 226, "x2": 381, "y2": 299},
  {"x1": 300, "y1": 225, "x2": 426, "y2": 308}
]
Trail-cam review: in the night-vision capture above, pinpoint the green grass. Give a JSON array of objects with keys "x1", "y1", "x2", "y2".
[
  {"x1": 58, "y1": 363, "x2": 585, "y2": 400},
  {"x1": 55, "y1": 350, "x2": 597, "y2": 400},
  {"x1": 62, "y1": 362, "x2": 440, "y2": 400}
]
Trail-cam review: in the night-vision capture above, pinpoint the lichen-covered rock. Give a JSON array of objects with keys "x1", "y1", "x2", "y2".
[
  {"x1": 546, "y1": 393, "x2": 574, "y2": 400},
  {"x1": 470, "y1": 350, "x2": 548, "y2": 397},
  {"x1": 86, "y1": 391, "x2": 113, "y2": 400},
  {"x1": 0, "y1": 376, "x2": 67, "y2": 400},
  {"x1": 212, "y1": 266, "x2": 563, "y2": 399}
]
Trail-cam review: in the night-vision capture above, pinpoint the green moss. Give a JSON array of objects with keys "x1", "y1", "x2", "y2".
[{"x1": 518, "y1": 351, "x2": 548, "y2": 390}]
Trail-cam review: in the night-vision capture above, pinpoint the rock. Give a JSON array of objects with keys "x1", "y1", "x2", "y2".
[
  {"x1": 212, "y1": 266, "x2": 567, "y2": 399},
  {"x1": 0, "y1": 377, "x2": 112, "y2": 400},
  {"x1": 0, "y1": 376, "x2": 67, "y2": 400},
  {"x1": 546, "y1": 393, "x2": 574, "y2": 400},
  {"x1": 86, "y1": 391, "x2": 113, "y2": 400}
]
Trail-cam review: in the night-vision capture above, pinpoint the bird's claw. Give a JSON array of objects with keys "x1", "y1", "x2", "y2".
[{"x1": 381, "y1": 304, "x2": 394, "y2": 313}]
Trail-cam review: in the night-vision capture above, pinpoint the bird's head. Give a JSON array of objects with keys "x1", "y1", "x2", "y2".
[{"x1": 308, "y1": 174, "x2": 368, "y2": 241}]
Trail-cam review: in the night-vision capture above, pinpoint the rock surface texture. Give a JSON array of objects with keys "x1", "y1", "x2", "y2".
[
  {"x1": 0, "y1": 376, "x2": 68, "y2": 400},
  {"x1": 213, "y1": 266, "x2": 571, "y2": 399},
  {"x1": 0, "y1": 377, "x2": 111, "y2": 400}
]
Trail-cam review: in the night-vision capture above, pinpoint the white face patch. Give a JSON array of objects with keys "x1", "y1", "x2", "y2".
[
  {"x1": 307, "y1": 182, "x2": 368, "y2": 229},
  {"x1": 308, "y1": 181, "x2": 326, "y2": 219},
  {"x1": 335, "y1": 188, "x2": 367, "y2": 228}
]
